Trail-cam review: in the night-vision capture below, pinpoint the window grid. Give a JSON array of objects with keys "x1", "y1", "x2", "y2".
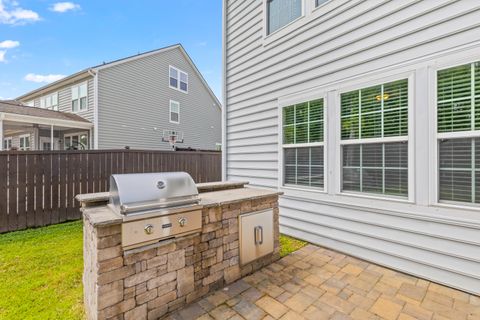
[
  {"x1": 71, "y1": 83, "x2": 88, "y2": 112},
  {"x1": 169, "y1": 66, "x2": 188, "y2": 93},
  {"x1": 437, "y1": 62, "x2": 480, "y2": 133},
  {"x1": 283, "y1": 100, "x2": 323, "y2": 145},
  {"x1": 170, "y1": 100, "x2": 180, "y2": 124},
  {"x1": 341, "y1": 80, "x2": 408, "y2": 141},
  {"x1": 437, "y1": 61, "x2": 480, "y2": 205},
  {"x1": 282, "y1": 99, "x2": 324, "y2": 189},
  {"x1": 340, "y1": 79, "x2": 409, "y2": 198}
]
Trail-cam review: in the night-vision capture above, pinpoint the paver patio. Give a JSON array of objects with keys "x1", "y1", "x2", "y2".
[{"x1": 165, "y1": 244, "x2": 480, "y2": 320}]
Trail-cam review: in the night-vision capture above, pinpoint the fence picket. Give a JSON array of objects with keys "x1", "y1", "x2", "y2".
[{"x1": 0, "y1": 149, "x2": 220, "y2": 232}]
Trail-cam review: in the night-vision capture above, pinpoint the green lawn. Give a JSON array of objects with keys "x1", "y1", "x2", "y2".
[
  {"x1": 0, "y1": 221, "x2": 84, "y2": 320},
  {"x1": 279, "y1": 234, "x2": 308, "y2": 257},
  {"x1": 0, "y1": 221, "x2": 306, "y2": 319}
]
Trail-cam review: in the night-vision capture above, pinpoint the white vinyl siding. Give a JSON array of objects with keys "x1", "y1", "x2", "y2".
[
  {"x1": 341, "y1": 79, "x2": 409, "y2": 197},
  {"x1": 169, "y1": 100, "x2": 180, "y2": 124},
  {"x1": 267, "y1": 0, "x2": 302, "y2": 35},
  {"x1": 169, "y1": 66, "x2": 188, "y2": 93},
  {"x1": 40, "y1": 92, "x2": 58, "y2": 110},
  {"x1": 437, "y1": 61, "x2": 480, "y2": 204},
  {"x1": 71, "y1": 83, "x2": 88, "y2": 112},
  {"x1": 25, "y1": 100, "x2": 34, "y2": 107},
  {"x1": 282, "y1": 99, "x2": 324, "y2": 188},
  {"x1": 225, "y1": 0, "x2": 480, "y2": 295}
]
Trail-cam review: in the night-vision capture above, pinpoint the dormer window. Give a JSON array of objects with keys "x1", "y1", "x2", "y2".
[{"x1": 169, "y1": 66, "x2": 188, "y2": 93}]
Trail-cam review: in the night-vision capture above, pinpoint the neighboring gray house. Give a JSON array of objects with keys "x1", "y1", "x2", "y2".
[
  {"x1": 2, "y1": 44, "x2": 221, "y2": 151},
  {"x1": 223, "y1": 0, "x2": 480, "y2": 295}
]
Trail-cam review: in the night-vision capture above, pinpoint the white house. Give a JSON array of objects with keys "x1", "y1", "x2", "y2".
[{"x1": 223, "y1": 0, "x2": 480, "y2": 295}]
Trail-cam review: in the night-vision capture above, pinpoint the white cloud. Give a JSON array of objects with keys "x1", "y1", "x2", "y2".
[
  {"x1": 24, "y1": 73, "x2": 66, "y2": 84},
  {"x1": 0, "y1": 39, "x2": 20, "y2": 62},
  {"x1": 0, "y1": 0, "x2": 40, "y2": 25},
  {"x1": 50, "y1": 2, "x2": 80, "y2": 13},
  {"x1": 0, "y1": 40, "x2": 19, "y2": 49}
]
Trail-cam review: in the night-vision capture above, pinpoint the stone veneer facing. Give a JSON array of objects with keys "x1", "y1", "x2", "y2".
[{"x1": 81, "y1": 185, "x2": 280, "y2": 320}]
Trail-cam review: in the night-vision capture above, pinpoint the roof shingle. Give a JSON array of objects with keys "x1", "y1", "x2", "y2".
[{"x1": 0, "y1": 100, "x2": 91, "y2": 123}]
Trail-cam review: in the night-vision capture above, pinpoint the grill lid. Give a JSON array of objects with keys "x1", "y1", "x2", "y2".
[{"x1": 110, "y1": 172, "x2": 199, "y2": 215}]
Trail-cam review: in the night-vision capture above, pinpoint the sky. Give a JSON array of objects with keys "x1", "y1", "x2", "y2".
[{"x1": 0, "y1": 0, "x2": 222, "y2": 100}]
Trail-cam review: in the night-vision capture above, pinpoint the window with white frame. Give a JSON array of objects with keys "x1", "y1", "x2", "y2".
[
  {"x1": 19, "y1": 135, "x2": 30, "y2": 151},
  {"x1": 3, "y1": 137, "x2": 12, "y2": 150},
  {"x1": 170, "y1": 100, "x2": 180, "y2": 124},
  {"x1": 267, "y1": 0, "x2": 302, "y2": 35},
  {"x1": 341, "y1": 79, "x2": 409, "y2": 197},
  {"x1": 283, "y1": 99, "x2": 324, "y2": 188},
  {"x1": 64, "y1": 132, "x2": 88, "y2": 150},
  {"x1": 315, "y1": 0, "x2": 330, "y2": 7},
  {"x1": 169, "y1": 66, "x2": 188, "y2": 93},
  {"x1": 25, "y1": 100, "x2": 34, "y2": 107},
  {"x1": 71, "y1": 83, "x2": 88, "y2": 112},
  {"x1": 40, "y1": 92, "x2": 58, "y2": 111},
  {"x1": 437, "y1": 61, "x2": 480, "y2": 204}
]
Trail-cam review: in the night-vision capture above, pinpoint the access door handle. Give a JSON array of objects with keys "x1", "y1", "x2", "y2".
[{"x1": 254, "y1": 226, "x2": 263, "y2": 245}]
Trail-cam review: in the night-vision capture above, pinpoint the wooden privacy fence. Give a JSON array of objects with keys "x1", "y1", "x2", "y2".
[{"x1": 0, "y1": 149, "x2": 221, "y2": 233}]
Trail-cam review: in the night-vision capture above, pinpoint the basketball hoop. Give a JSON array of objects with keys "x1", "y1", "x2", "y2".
[{"x1": 162, "y1": 130, "x2": 184, "y2": 149}]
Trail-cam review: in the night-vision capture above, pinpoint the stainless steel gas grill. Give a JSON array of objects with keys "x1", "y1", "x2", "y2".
[{"x1": 109, "y1": 172, "x2": 203, "y2": 250}]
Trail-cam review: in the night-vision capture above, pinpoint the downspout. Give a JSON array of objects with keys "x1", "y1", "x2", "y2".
[{"x1": 88, "y1": 69, "x2": 99, "y2": 150}]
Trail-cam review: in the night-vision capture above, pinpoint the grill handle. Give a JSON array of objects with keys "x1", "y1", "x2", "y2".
[{"x1": 254, "y1": 226, "x2": 263, "y2": 245}]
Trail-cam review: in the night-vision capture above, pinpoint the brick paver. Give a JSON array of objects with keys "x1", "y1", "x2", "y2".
[{"x1": 165, "y1": 245, "x2": 480, "y2": 320}]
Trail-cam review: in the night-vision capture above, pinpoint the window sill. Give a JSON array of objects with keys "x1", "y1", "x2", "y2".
[
  {"x1": 433, "y1": 201, "x2": 480, "y2": 213},
  {"x1": 169, "y1": 85, "x2": 188, "y2": 94},
  {"x1": 281, "y1": 185, "x2": 325, "y2": 194},
  {"x1": 339, "y1": 191, "x2": 412, "y2": 204},
  {"x1": 71, "y1": 109, "x2": 88, "y2": 114},
  {"x1": 311, "y1": 0, "x2": 332, "y2": 14}
]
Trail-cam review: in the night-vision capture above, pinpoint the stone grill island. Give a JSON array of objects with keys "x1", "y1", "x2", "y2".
[{"x1": 77, "y1": 180, "x2": 281, "y2": 320}]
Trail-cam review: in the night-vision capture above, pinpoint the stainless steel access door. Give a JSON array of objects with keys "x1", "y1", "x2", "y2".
[{"x1": 239, "y1": 209, "x2": 274, "y2": 266}]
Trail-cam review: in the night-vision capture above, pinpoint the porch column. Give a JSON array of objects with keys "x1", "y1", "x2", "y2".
[
  {"x1": 0, "y1": 118, "x2": 3, "y2": 151},
  {"x1": 51, "y1": 125, "x2": 54, "y2": 150}
]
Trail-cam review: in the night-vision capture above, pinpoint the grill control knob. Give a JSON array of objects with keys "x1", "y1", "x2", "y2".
[
  {"x1": 178, "y1": 217, "x2": 187, "y2": 227},
  {"x1": 144, "y1": 224, "x2": 154, "y2": 235}
]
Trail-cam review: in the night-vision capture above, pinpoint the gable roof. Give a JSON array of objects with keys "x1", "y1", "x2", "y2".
[
  {"x1": 16, "y1": 44, "x2": 221, "y2": 109},
  {"x1": 0, "y1": 100, "x2": 90, "y2": 123}
]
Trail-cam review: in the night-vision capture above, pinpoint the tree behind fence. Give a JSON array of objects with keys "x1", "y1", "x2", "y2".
[{"x1": 0, "y1": 149, "x2": 221, "y2": 233}]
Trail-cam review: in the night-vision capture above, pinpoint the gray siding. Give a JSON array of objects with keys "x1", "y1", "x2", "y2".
[
  {"x1": 224, "y1": 0, "x2": 480, "y2": 294},
  {"x1": 97, "y1": 47, "x2": 221, "y2": 150},
  {"x1": 20, "y1": 77, "x2": 95, "y2": 123}
]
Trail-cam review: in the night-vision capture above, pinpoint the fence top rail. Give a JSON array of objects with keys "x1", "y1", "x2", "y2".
[{"x1": 0, "y1": 149, "x2": 221, "y2": 156}]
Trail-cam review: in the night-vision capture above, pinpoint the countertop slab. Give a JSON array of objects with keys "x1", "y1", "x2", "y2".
[
  {"x1": 76, "y1": 181, "x2": 250, "y2": 206},
  {"x1": 82, "y1": 186, "x2": 282, "y2": 227}
]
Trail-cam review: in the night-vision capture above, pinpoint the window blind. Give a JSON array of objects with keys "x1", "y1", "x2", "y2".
[
  {"x1": 341, "y1": 79, "x2": 408, "y2": 140},
  {"x1": 341, "y1": 79, "x2": 409, "y2": 197},
  {"x1": 283, "y1": 99, "x2": 324, "y2": 189},
  {"x1": 283, "y1": 99, "x2": 323, "y2": 144},
  {"x1": 343, "y1": 142, "x2": 408, "y2": 196},
  {"x1": 437, "y1": 61, "x2": 480, "y2": 204},
  {"x1": 284, "y1": 147, "x2": 324, "y2": 188},
  {"x1": 267, "y1": 0, "x2": 302, "y2": 34}
]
